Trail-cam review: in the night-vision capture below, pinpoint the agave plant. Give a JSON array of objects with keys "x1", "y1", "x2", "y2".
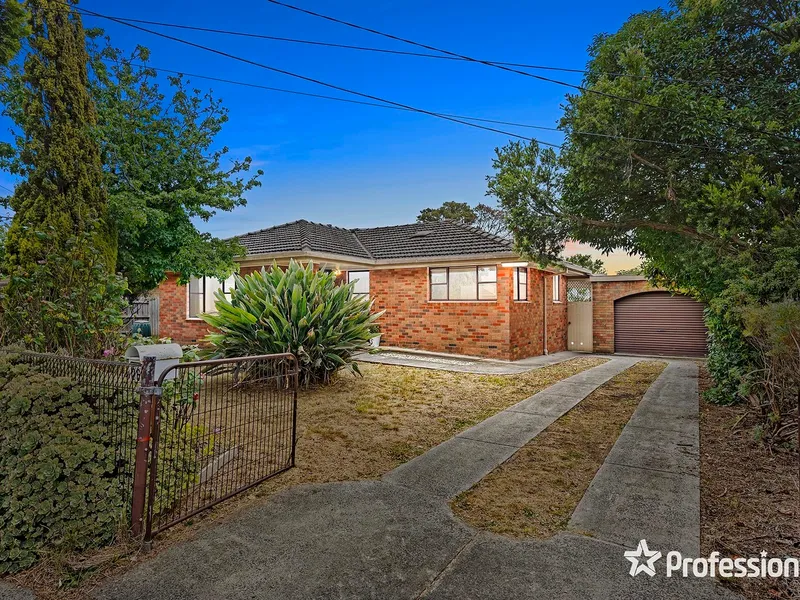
[{"x1": 201, "y1": 261, "x2": 382, "y2": 386}]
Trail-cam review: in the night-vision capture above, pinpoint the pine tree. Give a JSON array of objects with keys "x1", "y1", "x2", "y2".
[
  {"x1": 1, "y1": 0, "x2": 124, "y2": 356},
  {"x1": 4, "y1": 0, "x2": 115, "y2": 271}
]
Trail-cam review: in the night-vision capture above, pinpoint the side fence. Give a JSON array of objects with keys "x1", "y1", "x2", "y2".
[
  {"x1": 122, "y1": 297, "x2": 160, "y2": 337},
  {"x1": 4, "y1": 349, "x2": 298, "y2": 543}
]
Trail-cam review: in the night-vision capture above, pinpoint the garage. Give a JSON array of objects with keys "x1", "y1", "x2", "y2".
[{"x1": 614, "y1": 291, "x2": 707, "y2": 357}]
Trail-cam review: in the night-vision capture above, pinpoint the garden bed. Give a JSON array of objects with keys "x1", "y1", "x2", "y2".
[
  {"x1": 450, "y1": 361, "x2": 667, "y2": 538},
  {"x1": 6, "y1": 356, "x2": 607, "y2": 599},
  {"x1": 699, "y1": 366, "x2": 800, "y2": 600}
]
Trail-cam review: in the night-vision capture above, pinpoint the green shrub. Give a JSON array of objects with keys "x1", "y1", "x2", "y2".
[
  {"x1": 0, "y1": 228, "x2": 127, "y2": 358},
  {"x1": 0, "y1": 354, "x2": 124, "y2": 574},
  {"x1": 202, "y1": 261, "x2": 382, "y2": 385}
]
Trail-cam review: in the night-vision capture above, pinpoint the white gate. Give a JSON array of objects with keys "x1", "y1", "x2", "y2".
[{"x1": 567, "y1": 279, "x2": 593, "y2": 352}]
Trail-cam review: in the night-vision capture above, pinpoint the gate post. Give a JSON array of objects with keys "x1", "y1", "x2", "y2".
[{"x1": 131, "y1": 356, "x2": 157, "y2": 538}]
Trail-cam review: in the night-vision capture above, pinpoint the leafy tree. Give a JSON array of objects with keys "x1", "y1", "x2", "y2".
[
  {"x1": 0, "y1": 0, "x2": 125, "y2": 355},
  {"x1": 4, "y1": 0, "x2": 115, "y2": 271},
  {"x1": 0, "y1": 0, "x2": 28, "y2": 67},
  {"x1": 615, "y1": 264, "x2": 644, "y2": 276},
  {"x1": 417, "y1": 201, "x2": 507, "y2": 236},
  {"x1": 1, "y1": 35, "x2": 262, "y2": 298},
  {"x1": 89, "y1": 42, "x2": 262, "y2": 297},
  {"x1": 417, "y1": 201, "x2": 477, "y2": 225},
  {"x1": 489, "y1": 0, "x2": 799, "y2": 406},
  {"x1": 565, "y1": 253, "x2": 606, "y2": 274}
]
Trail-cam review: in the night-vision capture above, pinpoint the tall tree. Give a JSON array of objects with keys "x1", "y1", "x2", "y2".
[
  {"x1": 1, "y1": 0, "x2": 124, "y2": 355},
  {"x1": 88, "y1": 42, "x2": 262, "y2": 296},
  {"x1": 4, "y1": 0, "x2": 114, "y2": 270},
  {"x1": 1, "y1": 35, "x2": 263, "y2": 297},
  {"x1": 490, "y1": 0, "x2": 799, "y2": 404},
  {"x1": 0, "y1": 0, "x2": 28, "y2": 66}
]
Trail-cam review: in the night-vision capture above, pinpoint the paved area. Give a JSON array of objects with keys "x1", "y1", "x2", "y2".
[
  {"x1": 0, "y1": 582, "x2": 35, "y2": 600},
  {"x1": 569, "y1": 361, "x2": 701, "y2": 555},
  {"x1": 355, "y1": 348, "x2": 581, "y2": 374},
  {"x1": 90, "y1": 358, "x2": 737, "y2": 600},
  {"x1": 384, "y1": 357, "x2": 640, "y2": 499}
]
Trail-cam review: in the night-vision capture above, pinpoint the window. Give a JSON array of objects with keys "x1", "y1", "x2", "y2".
[
  {"x1": 347, "y1": 271, "x2": 370, "y2": 298},
  {"x1": 552, "y1": 274, "x2": 562, "y2": 302},
  {"x1": 513, "y1": 267, "x2": 528, "y2": 301},
  {"x1": 429, "y1": 266, "x2": 497, "y2": 301},
  {"x1": 188, "y1": 275, "x2": 235, "y2": 318}
]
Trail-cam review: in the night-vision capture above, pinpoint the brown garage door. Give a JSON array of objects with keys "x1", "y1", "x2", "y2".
[{"x1": 614, "y1": 292, "x2": 707, "y2": 357}]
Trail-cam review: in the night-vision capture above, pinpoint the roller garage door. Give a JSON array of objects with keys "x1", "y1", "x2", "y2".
[{"x1": 614, "y1": 292, "x2": 707, "y2": 357}]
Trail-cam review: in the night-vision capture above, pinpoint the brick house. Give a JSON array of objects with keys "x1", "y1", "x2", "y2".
[{"x1": 154, "y1": 219, "x2": 591, "y2": 360}]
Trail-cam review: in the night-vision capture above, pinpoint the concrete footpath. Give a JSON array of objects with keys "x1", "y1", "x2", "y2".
[
  {"x1": 569, "y1": 360, "x2": 701, "y2": 555},
  {"x1": 90, "y1": 358, "x2": 736, "y2": 600},
  {"x1": 355, "y1": 348, "x2": 580, "y2": 375},
  {"x1": 384, "y1": 356, "x2": 640, "y2": 499}
]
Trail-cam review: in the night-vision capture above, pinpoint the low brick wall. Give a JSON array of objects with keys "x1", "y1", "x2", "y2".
[{"x1": 592, "y1": 278, "x2": 656, "y2": 353}]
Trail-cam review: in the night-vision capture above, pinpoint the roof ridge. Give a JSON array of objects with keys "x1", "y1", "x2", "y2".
[{"x1": 228, "y1": 218, "x2": 307, "y2": 240}]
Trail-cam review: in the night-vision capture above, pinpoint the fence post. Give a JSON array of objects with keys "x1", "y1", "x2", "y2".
[{"x1": 131, "y1": 356, "x2": 157, "y2": 538}]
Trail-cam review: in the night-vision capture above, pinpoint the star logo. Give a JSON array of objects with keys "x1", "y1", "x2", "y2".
[{"x1": 624, "y1": 539, "x2": 662, "y2": 577}]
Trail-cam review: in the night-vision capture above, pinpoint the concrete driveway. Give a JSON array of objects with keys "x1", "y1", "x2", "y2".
[{"x1": 90, "y1": 358, "x2": 736, "y2": 600}]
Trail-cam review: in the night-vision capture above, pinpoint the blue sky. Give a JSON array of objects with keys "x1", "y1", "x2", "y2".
[{"x1": 1, "y1": 0, "x2": 659, "y2": 269}]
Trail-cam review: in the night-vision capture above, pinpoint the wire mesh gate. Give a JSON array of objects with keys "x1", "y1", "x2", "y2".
[{"x1": 132, "y1": 354, "x2": 298, "y2": 542}]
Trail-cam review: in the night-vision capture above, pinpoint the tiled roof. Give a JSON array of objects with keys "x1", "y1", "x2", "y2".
[
  {"x1": 352, "y1": 221, "x2": 513, "y2": 260},
  {"x1": 235, "y1": 220, "x2": 372, "y2": 260},
  {"x1": 234, "y1": 219, "x2": 514, "y2": 262}
]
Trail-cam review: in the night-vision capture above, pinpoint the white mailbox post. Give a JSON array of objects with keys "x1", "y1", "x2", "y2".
[{"x1": 124, "y1": 343, "x2": 183, "y2": 381}]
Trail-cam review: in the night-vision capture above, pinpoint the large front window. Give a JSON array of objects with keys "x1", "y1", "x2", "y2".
[
  {"x1": 188, "y1": 275, "x2": 235, "y2": 318},
  {"x1": 429, "y1": 266, "x2": 497, "y2": 301}
]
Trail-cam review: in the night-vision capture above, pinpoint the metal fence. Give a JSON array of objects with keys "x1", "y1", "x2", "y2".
[
  {"x1": 143, "y1": 354, "x2": 298, "y2": 540},
  {"x1": 1, "y1": 348, "x2": 297, "y2": 543}
]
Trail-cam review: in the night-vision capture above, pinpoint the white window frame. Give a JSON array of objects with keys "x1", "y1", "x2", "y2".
[
  {"x1": 187, "y1": 275, "x2": 235, "y2": 319},
  {"x1": 429, "y1": 266, "x2": 498, "y2": 302},
  {"x1": 552, "y1": 274, "x2": 562, "y2": 303},
  {"x1": 513, "y1": 267, "x2": 528, "y2": 302},
  {"x1": 347, "y1": 270, "x2": 370, "y2": 298}
]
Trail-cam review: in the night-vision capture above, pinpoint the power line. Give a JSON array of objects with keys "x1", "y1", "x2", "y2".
[
  {"x1": 265, "y1": 0, "x2": 796, "y2": 144},
  {"x1": 76, "y1": 11, "x2": 728, "y2": 88},
  {"x1": 74, "y1": 6, "x2": 561, "y2": 148},
  {"x1": 0, "y1": 183, "x2": 14, "y2": 194},
  {"x1": 114, "y1": 60, "x2": 716, "y2": 150}
]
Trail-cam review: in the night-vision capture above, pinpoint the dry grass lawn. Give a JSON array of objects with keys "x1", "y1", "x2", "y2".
[
  {"x1": 9, "y1": 356, "x2": 608, "y2": 599},
  {"x1": 451, "y1": 361, "x2": 667, "y2": 538}
]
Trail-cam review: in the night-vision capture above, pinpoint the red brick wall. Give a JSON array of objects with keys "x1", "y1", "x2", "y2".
[
  {"x1": 547, "y1": 274, "x2": 568, "y2": 353},
  {"x1": 509, "y1": 269, "x2": 544, "y2": 360},
  {"x1": 370, "y1": 267, "x2": 513, "y2": 359},
  {"x1": 155, "y1": 273, "x2": 212, "y2": 343},
  {"x1": 155, "y1": 265, "x2": 565, "y2": 360},
  {"x1": 592, "y1": 279, "x2": 656, "y2": 353}
]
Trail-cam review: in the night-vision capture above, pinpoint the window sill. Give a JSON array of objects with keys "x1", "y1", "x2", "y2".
[
  {"x1": 553, "y1": 301, "x2": 563, "y2": 304},
  {"x1": 513, "y1": 300, "x2": 530, "y2": 303},
  {"x1": 186, "y1": 317, "x2": 205, "y2": 321},
  {"x1": 428, "y1": 300, "x2": 498, "y2": 303}
]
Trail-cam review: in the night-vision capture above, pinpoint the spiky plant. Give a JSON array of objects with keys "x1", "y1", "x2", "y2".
[{"x1": 202, "y1": 261, "x2": 382, "y2": 386}]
